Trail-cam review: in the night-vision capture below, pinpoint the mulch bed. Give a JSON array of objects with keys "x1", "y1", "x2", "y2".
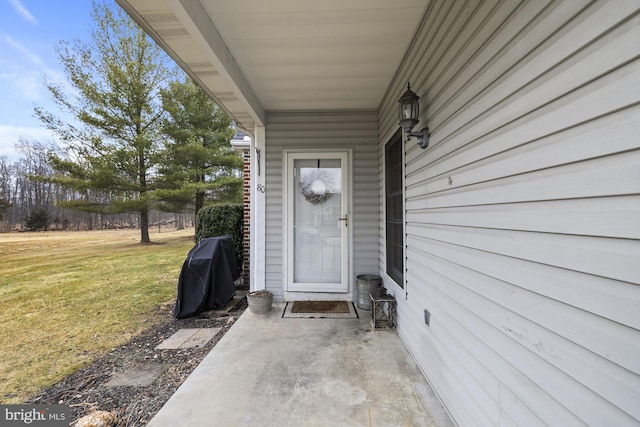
[{"x1": 27, "y1": 297, "x2": 247, "y2": 426}]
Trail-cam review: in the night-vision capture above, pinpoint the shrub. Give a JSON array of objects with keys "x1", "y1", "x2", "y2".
[
  {"x1": 0, "y1": 198, "x2": 9, "y2": 220},
  {"x1": 195, "y1": 204, "x2": 243, "y2": 269},
  {"x1": 24, "y1": 207, "x2": 51, "y2": 231}
]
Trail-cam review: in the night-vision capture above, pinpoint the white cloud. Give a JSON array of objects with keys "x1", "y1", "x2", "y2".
[
  {"x1": 0, "y1": 34, "x2": 66, "y2": 101},
  {"x1": 0, "y1": 65, "x2": 43, "y2": 100},
  {"x1": 8, "y1": 0, "x2": 38, "y2": 26},
  {"x1": 3, "y1": 34, "x2": 45, "y2": 67}
]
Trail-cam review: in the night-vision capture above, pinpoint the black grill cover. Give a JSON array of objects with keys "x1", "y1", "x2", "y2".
[{"x1": 173, "y1": 236, "x2": 239, "y2": 319}]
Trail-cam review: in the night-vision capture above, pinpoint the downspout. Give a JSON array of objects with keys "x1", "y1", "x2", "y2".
[
  {"x1": 230, "y1": 131, "x2": 251, "y2": 287},
  {"x1": 250, "y1": 124, "x2": 267, "y2": 292}
]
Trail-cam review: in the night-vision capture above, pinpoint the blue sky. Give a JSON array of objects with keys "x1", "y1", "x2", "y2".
[{"x1": 0, "y1": 0, "x2": 96, "y2": 158}]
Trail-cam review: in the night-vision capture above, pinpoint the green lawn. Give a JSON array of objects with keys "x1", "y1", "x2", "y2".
[{"x1": 0, "y1": 228, "x2": 195, "y2": 403}]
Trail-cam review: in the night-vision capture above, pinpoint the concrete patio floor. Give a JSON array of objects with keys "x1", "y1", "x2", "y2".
[{"x1": 148, "y1": 303, "x2": 454, "y2": 427}]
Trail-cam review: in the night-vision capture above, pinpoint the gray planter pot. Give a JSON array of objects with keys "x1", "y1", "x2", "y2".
[{"x1": 247, "y1": 291, "x2": 273, "y2": 314}]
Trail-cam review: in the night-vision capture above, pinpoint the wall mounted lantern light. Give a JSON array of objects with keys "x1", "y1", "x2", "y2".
[{"x1": 397, "y1": 83, "x2": 430, "y2": 149}]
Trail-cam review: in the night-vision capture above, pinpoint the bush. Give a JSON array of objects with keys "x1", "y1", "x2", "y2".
[
  {"x1": 195, "y1": 204, "x2": 243, "y2": 269},
  {"x1": 0, "y1": 198, "x2": 9, "y2": 221},
  {"x1": 24, "y1": 207, "x2": 51, "y2": 231}
]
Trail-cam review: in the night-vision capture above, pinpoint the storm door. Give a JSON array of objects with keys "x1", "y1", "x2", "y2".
[{"x1": 286, "y1": 152, "x2": 349, "y2": 293}]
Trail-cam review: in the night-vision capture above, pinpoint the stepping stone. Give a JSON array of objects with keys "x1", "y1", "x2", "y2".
[
  {"x1": 105, "y1": 364, "x2": 166, "y2": 387},
  {"x1": 155, "y1": 328, "x2": 221, "y2": 350}
]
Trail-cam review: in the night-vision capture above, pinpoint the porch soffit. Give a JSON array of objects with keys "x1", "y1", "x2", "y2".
[{"x1": 117, "y1": 0, "x2": 428, "y2": 133}]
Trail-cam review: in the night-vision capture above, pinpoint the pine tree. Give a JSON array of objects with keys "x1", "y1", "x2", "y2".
[
  {"x1": 157, "y1": 78, "x2": 241, "y2": 215},
  {"x1": 24, "y1": 207, "x2": 50, "y2": 231},
  {"x1": 34, "y1": 1, "x2": 175, "y2": 243}
]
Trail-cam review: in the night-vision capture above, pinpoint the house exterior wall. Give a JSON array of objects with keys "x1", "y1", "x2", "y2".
[
  {"x1": 264, "y1": 111, "x2": 380, "y2": 301},
  {"x1": 378, "y1": 1, "x2": 640, "y2": 426}
]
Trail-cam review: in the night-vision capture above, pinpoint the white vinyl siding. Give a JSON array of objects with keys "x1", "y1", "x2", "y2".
[
  {"x1": 265, "y1": 111, "x2": 379, "y2": 301},
  {"x1": 378, "y1": 1, "x2": 640, "y2": 426}
]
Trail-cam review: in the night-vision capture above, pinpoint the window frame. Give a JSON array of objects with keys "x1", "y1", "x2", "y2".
[{"x1": 383, "y1": 129, "x2": 406, "y2": 293}]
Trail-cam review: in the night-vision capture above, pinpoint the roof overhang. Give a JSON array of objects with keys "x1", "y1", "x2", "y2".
[{"x1": 116, "y1": 0, "x2": 428, "y2": 133}]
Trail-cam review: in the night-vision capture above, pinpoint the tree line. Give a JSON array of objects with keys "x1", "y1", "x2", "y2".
[
  {"x1": 0, "y1": 139, "x2": 194, "y2": 233},
  {"x1": 0, "y1": 2, "x2": 242, "y2": 242}
]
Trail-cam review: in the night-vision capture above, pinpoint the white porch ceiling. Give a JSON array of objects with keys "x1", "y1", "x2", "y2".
[{"x1": 117, "y1": 0, "x2": 428, "y2": 132}]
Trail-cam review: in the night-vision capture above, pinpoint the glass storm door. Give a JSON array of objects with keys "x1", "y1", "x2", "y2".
[{"x1": 286, "y1": 152, "x2": 349, "y2": 293}]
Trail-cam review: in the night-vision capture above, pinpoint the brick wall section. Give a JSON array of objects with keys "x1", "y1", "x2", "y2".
[{"x1": 242, "y1": 149, "x2": 250, "y2": 285}]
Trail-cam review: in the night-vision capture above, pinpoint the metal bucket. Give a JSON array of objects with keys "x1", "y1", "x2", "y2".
[{"x1": 356, "y1": 274, "x2": 381, "y2": 310}]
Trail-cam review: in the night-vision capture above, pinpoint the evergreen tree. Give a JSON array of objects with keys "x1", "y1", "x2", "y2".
[
  {"x1": 24, "y1": 207, "x2": 50, "y2": 231},
  {"x1": 34, "y1": 1, "x2": 175, "y2": 243},
  {"x1": 157, "y1": 78, "x2": 241, "y2": 214},
  {"x1": 0, "y1": 198, "x2": 9, "y2": 221}
]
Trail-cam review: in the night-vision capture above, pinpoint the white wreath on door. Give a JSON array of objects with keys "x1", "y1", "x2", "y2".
[{"x1": 299, "y1": 169, "x2": 334, "y2": 204}]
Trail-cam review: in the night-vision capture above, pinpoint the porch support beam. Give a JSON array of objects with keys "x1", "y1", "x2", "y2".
[
  {"x1": 167, "y1": 0, "x2": 266, "y2": 127},
  {"x1": 250, "y1": 125, "x2": 267, "y2": 291}
]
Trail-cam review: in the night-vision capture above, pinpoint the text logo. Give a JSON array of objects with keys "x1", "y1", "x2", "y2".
[{"x1": 1, "y1": 405, "x2": 69, "y2": 426}]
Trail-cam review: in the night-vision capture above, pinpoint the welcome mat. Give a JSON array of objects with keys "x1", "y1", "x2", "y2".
[{"x1": 282, "y1": 301, "x2": 358, "y2": 318}]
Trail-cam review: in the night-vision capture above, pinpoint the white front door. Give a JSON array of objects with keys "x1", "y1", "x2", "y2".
[{"x1": 286, "y1": 152, "x2": 350, "y2": 293}]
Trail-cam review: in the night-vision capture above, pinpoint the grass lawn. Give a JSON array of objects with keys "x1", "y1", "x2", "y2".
[{"x1": 0, "y1": 228, "x2": 195, "y2": 403}]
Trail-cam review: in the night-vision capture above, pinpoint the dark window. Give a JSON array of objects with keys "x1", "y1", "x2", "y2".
[{"x1": 385, "y1": 129, "x2": 404, "y2": 287}]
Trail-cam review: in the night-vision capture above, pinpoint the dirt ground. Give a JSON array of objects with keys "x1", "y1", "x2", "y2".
[{"x1": 27, "y1": 298, "x2": 247, "y2": 427}]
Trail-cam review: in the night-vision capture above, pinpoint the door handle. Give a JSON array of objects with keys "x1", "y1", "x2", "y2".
[{"x1": 338, "y1": 214, "x2": 348, "y2": 227}]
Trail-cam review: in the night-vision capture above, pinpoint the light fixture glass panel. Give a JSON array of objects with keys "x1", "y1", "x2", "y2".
[{"x1": 401, "y1": 102, "x2": 415, "y2": 120}]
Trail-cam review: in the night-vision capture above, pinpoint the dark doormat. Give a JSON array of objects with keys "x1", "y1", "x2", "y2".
[{"x1": 282, "y1": 301, "x2": 358, "y2": 318}]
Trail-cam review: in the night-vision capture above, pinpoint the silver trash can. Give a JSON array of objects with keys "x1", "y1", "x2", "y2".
[{"x1": 356, "y1": 274, "x2": 381, "y2": 310}]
